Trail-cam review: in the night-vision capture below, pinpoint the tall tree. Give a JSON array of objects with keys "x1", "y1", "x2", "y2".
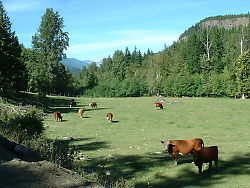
[
  {"x1": 211, "y1": 27, "x2": 224, "y2": 72},
  {"x1": 235, "y1": 50, "x2": 250, "y2": 98},
  {"x1": 185, "y1": 33, "x2": 203, "y2": 74},
  {"x1": 32, "y1": 8, "x2": 69, "y2": 62},
  {"x1": 0, "y1": 1, "x2": 27, "y2": 93},
  {"x1": 31, "y1": 8, "x2": 69, "y2": 94}
]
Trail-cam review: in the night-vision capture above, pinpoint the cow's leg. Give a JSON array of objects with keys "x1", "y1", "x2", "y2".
[
  {"x1": 214, "y1": 159, "x2": 218, "y2": 168},
  {"x1": 198, "y1": 165, "x2": 202, "y2": 174},
  {"x1": 208, "y1": 161, "x2": 212, "y2": 170},
  {"x1": 173, "y1": 152, "x2": 179, "y2": 166}
]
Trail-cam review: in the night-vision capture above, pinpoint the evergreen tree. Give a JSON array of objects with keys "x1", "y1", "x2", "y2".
[
  {"x1": 235, "y1": 50, "x2": 250, "y2": 98},
  {"x1": 30, "y1": 8, "x2": 69, "y2": 94},
  {"x1": 0, "y1": 1, "x2": 27, "y2": 93},
  {"x1": 185, "y1": 33, "x2": 203, "y2": 74},
  {"x1": 211, "y1": 27, "x2": 225, "y2": 72},
  {"x1": 32, "y1": 8, "x2": 69, "y2": 62}
]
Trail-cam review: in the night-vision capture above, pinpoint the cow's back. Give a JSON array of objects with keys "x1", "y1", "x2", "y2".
[
  {"x1": 171, "y1": 138, "x2": 203, "y2": 155},
  {"x1": 195, "y1": 146, "x2": 218, "y2": 162},
  {"x1": 192, "y1": 138, "x2": 204, "y2": 150}
]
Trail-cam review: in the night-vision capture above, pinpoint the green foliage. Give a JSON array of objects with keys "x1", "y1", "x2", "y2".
[
  {"x1": 235, "y1": 50, "x2": 250, "y2": 95},
  {"x1": 38, "y1": 139, "x2": 75, "y2": 169},
  {"x1": 32, "y1": 8, "x2": 69, "y2": 62},
  {"x1": 80, "y1": 17, "x2": 249, "y2": 98},
  {"x1": 0, "y1": 2, "x2": 27, "y2": 93},
  {"x1": 0, "y1": 105, "x2": 44, "y2": 144},
  {"x1": 26, "y1": 8, "x2": 70, "y2": 95}
]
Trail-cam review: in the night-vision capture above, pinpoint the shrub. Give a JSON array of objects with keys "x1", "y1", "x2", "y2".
[
  {"x1": 34, "y1": 139, "x2": 75, "y2": 169},
  {"x1": 0, "y1": 105, "x2": 44, "y2": 144}
]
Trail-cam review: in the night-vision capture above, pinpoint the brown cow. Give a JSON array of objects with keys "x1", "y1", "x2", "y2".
[
  {"x1": 155, "y1": 102, "x2": 163, "y2": 110},
  {"x1": 106, "y1": 113, "x2": 113, "y2": 122},
  {"x1": 54, "y1": 112, "x2": 63, "y2": 122},
  {"x1": 78, "y1": 108, "x2": 84, "y2": 118},
  {"x1": 89, "y1": 102, "x2": 97, "y2": 108},
  {"x1": 161, "y1": 138, "x2": 204, "y2": 165},
  {"x1": 192, "y1": 146, "x2": 218, "y2": 174}
]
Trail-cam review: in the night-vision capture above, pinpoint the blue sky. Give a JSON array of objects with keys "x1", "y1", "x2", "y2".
[{"x1": 2, "y1": 0, "x2": 250, "y2": 62}]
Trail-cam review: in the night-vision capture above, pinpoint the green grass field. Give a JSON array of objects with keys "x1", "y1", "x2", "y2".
[{"x1": 44, "y1": 96, "x2": 250, "y2": 188}]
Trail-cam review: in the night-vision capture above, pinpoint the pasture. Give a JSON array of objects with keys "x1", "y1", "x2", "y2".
[{"x1": 44, "y1": 96, "x2": 250, "y2": 187}]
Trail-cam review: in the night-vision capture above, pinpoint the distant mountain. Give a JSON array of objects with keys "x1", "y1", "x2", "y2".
[
  {"x1": 61, "y1": 58, "x2": 94, "y2": 76},
  {"x1": 61, "y1": 58, "x2": 90, "y2": 69}
]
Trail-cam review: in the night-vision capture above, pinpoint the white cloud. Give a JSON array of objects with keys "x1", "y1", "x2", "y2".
[
  {"x1": 4, "y1": 0, "x2": 47, "y2": 12},
  {"x1": 66, "y1": 29, "x2": 180, "y2": 61},
  {"x1": 68, "y1": 30, "x2": 179, "y2": 53}
]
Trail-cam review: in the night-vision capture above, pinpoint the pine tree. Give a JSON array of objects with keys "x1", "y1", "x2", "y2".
[
  {"x1": 0, "y1": 1, "x2": 27, "y2": 93},
  {"x1": 235, "y1": 50, "x2": 250, "y2": 98},
  {"x1": 31, "y1": 8, "x2": 69, "y2": 94}
]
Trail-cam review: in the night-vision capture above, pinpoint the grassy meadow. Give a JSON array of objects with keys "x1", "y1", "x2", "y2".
[{"x1": 44, "y1": 96, "x2": 250, "y2": 188}]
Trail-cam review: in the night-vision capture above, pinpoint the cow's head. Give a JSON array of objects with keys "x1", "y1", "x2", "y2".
[
  {"x1": 192, "y1": 150, "x2": 201, "y2": 166},
  {"x1": 161, "y1": 140, "x2": 175, "y2": 152}
]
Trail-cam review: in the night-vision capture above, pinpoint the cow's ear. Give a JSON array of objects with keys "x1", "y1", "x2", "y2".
[{"x1": 160, "y1": 141, "x2": 164, "y2": 144}]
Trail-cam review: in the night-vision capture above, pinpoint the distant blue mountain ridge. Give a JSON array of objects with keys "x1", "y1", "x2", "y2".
[
  {"x1": 61, "y1": 58, "x2": 100, "y2": 76},
  {"x1": 61, "y1": 58, "x2": 91, "y2": 69}
]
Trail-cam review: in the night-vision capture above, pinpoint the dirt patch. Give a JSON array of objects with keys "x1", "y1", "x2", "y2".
[{"x1": 0, "y1": 137, "x2": 103, "y2": 188}]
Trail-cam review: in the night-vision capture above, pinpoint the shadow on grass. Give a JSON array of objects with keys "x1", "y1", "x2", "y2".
[
  {"x1": 56, "y1": 137, "x2": 110, "y2": 152},
  {"x1": 84, "y1": 107, "x2": 110, "y2": 112},
  {"x1": 74, "y1": 141, "x2": 109, "y2": 151},
  {"x1": 81, "y1": 152, "x2": 250, "y2": 188},
  {"x1": 111, "y1": 120, "x2": 119, "y2": 123}
]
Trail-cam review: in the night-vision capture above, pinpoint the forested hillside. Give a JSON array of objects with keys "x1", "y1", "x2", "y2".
[{"x1": 81, "y1": 14, "x2": 250, "y2": 98}]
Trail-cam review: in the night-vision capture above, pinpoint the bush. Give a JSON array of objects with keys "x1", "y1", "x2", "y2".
[
  {"x1": 0, "y1": 105, "x2": 44, "y2": 144},
  {"x1": 32, "y1": 139, "x2": 75, "y2": 169}
]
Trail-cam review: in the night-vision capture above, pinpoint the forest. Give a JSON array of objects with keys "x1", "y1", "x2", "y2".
[{"x1": 1, "y1": 1, "x2": 250, "y2": 98}]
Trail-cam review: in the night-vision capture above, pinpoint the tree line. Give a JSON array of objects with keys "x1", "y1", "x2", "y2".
[
  {"x1": 1, "y1": 1, "x2": 250, "y2": 98},
  {"x1": 80, "y1": 21, "x2": 250, "y2": 98}
]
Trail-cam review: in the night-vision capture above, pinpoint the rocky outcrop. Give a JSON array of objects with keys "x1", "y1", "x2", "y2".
[{"x1": 201, "y1": 16, "x2": 249, "y2": 29}]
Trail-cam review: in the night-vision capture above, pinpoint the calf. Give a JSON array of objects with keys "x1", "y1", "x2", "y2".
[
  {"x1": 155, "y1": 102, "x2": 163, "y2": 110},
  {"x1": 192, "y1": 146, "x2": 218, "y2": 174},
  {"x1": 54, "y1": 112, "x2": 63, "y2": 122},
  {"x1": 89, "y1": 102, "x2": 97, "y2": 108},
  {"x1": 106, "y1": 113, "x2": 113, "y2": 122},
  {"x1": 78, "y1": 108, "x2": 84, "y2": 118},
  {"x1": 161, "y1": 138, "x2": 204, "y2": 165}
]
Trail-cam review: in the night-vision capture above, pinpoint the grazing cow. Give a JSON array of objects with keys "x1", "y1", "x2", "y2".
[
  {"x1": 78, "y1": 108, "x2": 84, "y2": 118},
  {"x1": 161, "y1": 138, "x2": 204, "y2": 165},
  {"x1": 192, "y1": 146, "x2": 218, "y2": 174},
  {"x1": 106, "y1": 113, "x2": 113, "y2": 122},
  {"x1": 54, "y1": 112, "x2": 63, "y2": 122},
  {"x1": 69, "y1": 100, "x2": 77, "y2": 108},
  {"x1": 154, "y1": 102, "x2": 163, "y2": 110},
  {"x1": 89, "y1": 102, "x2": 97, "y2": 108}
]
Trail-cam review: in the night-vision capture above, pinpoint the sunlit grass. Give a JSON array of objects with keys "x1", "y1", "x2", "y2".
[{"x1": 44, "y1": 97, "x2": 250, "y2": 187}]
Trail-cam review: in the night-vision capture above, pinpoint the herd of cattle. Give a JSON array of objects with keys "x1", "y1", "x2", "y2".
[
  {"x1": 53, "y1": 100, "x2": 113, "y2": 123},
  {"x1": 53, "y1": 99, "x2": 218, "y2": 174}
]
